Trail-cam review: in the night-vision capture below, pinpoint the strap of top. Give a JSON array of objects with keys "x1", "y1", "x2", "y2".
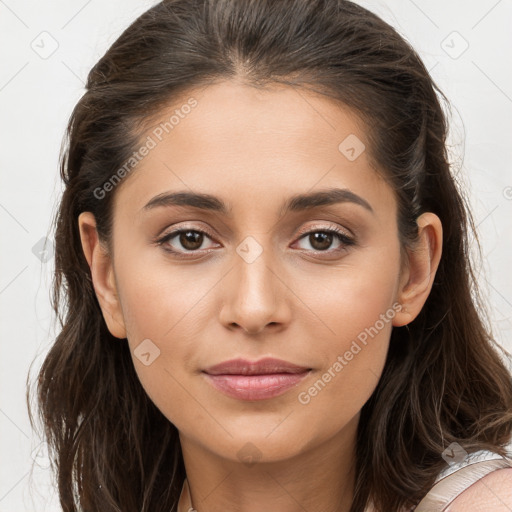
[{"x1": 414, "y1": 449, "x2": 512, "y2": 511}]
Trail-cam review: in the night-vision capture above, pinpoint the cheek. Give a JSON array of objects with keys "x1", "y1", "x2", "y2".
[
  {"x1": 287, "y1": 308, "x2": 393, "y2": 450},
  {"x1": 296, "y1": 232, "x2": 400, "y2": 343},
  {"x1": 112, "y1": 251, "x2": 224, "y2": 418},
  {"x1": 115, "y1": 250, "x2": 216, "y2": 342},
  {"x1": 290, "y1": 242, "x2": 400, "y2": 426}
]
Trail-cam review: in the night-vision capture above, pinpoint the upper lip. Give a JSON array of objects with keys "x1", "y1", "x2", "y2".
[{"x1": 203, "y1": 357, "x2": 311, "y2": 375}]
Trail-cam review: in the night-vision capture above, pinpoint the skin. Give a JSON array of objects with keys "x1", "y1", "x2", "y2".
[
  {"x1": 447, "y1": 468, "x2": 512, "y2": 511},
  {"x1": 78, "y1": 80, "x2": 444, "y2": 512}
]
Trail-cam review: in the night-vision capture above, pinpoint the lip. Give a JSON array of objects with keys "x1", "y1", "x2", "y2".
[
  {"x1": 203, "y1": 357, "x2": 311, "y2": 376},
  {"x1": 202, "y1": 357, "x2": 312, "y2": 401}
]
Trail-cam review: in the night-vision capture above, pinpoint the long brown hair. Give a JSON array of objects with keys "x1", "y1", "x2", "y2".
[{"x1": 27, "y1": 0, "x2": 512, "y2": 510}]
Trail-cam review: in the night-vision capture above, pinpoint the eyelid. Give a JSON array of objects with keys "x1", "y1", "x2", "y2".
[
  {"x1": 295, "y1": 222, "x2": 353, "y2": 239},
  {"x1": 155, "y1": 222, "x2": 217, "y2": 241}
]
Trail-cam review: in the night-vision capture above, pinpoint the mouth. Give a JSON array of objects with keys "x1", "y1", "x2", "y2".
[{"x1": 202, "y1": 357, "x2": 312, "y2": 401}]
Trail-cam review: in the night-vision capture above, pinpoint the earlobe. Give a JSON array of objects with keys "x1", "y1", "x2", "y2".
[
  {"x1": 392, "y1": 212, "x2": 443, "y2": 327},
  {"x1": 78, "y1": 212, "x2": 127, "y2": 339}
]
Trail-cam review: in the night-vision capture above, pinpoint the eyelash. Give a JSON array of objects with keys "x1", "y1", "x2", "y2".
[{"x1": 154, "y1": 225, "x2": 356, "y2": 259}]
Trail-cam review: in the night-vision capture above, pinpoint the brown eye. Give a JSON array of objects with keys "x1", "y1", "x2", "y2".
[
  {"x1": 156, "y1": 228, "x2": 218, "y2": 255},
  {"x1": 178, "y1": 230, "x2": 204, "y2": 251},
  {"x1": 307, "y1": 231, "x2": 334, "y2": 251},
  {"x1": 295, "y1": 227, "x2": 355, "y2": 253}
]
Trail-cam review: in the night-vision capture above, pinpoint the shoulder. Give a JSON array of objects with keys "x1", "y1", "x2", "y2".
[{"x1": 446, "y1": 467, "x2": 512, "y2": 511}]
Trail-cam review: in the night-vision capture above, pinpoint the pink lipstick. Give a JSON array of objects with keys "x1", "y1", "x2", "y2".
[{"x1": 202, "y1": 357, "x2": 311, "y2": 401}]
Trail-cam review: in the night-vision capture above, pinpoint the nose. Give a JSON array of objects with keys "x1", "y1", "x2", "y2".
[{"x1": 218, "y1": 240, "x2": 291, "y2": 335}]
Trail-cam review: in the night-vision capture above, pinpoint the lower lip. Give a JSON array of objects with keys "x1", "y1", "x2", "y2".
[{"x1": 203, "y1": 371, "x2": 311, "y2": 401}]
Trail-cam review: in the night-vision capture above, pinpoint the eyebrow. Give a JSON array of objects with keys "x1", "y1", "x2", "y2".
[{"x1": 142, "y1": 187, "x2": 374, "y2": 216}]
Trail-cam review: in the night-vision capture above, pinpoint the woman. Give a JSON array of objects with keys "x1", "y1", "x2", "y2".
[{"x1": 28, "y1": 0, "x2": 512, "y2": 510}]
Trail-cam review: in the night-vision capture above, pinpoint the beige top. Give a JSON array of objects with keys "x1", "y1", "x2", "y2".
[
  {"x1": 414, "y1": 449, "x2": 512, "y2": 511},
  {"x1": 176, "y1": 449, "x2": 512, "y2": 512}
]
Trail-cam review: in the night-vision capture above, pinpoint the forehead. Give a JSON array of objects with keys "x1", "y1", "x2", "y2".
[
  {"x1": 113, "y1": 80, "x2": 394, "y2": 218},
  {"x1": 151, "y1": 80, "x2": 368, "y2": 162}
]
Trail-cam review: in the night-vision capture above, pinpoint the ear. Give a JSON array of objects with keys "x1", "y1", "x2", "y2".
[
  {"x1": 392, "y1": 212, "x2": 443, "y2": 327},
  {"x1": 78, "y1": 212, "x2": 127, "y2": 339}
]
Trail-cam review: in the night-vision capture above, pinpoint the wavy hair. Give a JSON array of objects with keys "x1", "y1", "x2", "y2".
[{"x1": 28, "y1": 0, "x2": 512, "y2": 510}]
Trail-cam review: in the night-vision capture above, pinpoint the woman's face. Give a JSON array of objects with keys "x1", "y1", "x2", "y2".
[{"x1": 81, "y1": 80, "x2": 427, "y2": 465}]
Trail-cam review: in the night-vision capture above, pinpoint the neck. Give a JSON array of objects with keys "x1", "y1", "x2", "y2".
[{"x1": 177, "y1": 414, "x2": 359, "y2": 512}]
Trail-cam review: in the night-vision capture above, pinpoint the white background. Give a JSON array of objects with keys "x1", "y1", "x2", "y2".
[{"x1": 1, "y1": 0, "x2": 511, "y2": 510}]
